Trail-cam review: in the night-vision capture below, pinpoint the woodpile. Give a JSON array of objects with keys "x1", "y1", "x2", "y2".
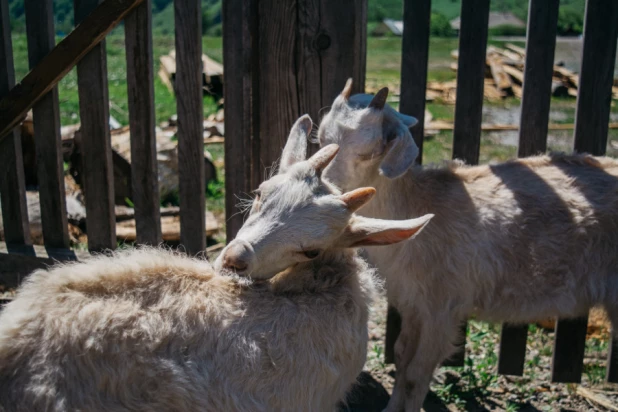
[
  {"x1": 159, "y1": 50, "x2": 224, "y2": 98},
  {"x1": 370, "y1": 43, "x2": 618, "y2": 104}
]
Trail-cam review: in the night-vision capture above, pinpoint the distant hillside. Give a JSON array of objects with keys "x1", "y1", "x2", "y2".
[{"x1": 7, "y1": 0, "x2": 585, "y2": 35}]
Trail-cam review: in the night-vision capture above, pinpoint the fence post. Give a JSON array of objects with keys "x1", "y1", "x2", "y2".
[
  {"x1": 174, "y1": 0, "x2": 205, "y2": 256},
  {"x1": 223, "y1": 0, "x2": 367, "y2": 241},
  {"x1": 74, "y1": 0, "x2": 116, "y2": 254},
  {"x1": 0, "y1": 0, "x2": 32, "y2": 256}
]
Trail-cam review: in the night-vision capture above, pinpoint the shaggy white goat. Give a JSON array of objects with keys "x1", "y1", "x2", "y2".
[
  {"x1": 316, "y1": 79, "x2": 618, "y2": 412},
  {"x1": 0, "y1": 116, "x2": 432, "y2": 412}
]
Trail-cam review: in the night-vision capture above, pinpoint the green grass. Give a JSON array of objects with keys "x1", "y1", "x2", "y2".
[{"x1": 11, "y1": 33, "x2": 221, "y2": 125}]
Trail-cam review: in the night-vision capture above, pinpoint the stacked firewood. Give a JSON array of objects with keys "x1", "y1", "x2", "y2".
[{"x1": 428, "y1": 43, "x2": 618, "y2": 104}]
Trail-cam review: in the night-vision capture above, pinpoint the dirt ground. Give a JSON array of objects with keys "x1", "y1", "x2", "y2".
[{"x1": 353, "y1": 295, "x2": 618, "y2": 411}]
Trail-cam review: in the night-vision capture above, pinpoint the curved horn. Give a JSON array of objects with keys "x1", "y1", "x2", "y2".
[
  {"x1": 340, "y1": 187, "x2": 376, "y2": 212},
  {"x1": 369, "y1": 87, "x2": 389, "y2": 110},
  {"x1": 308, "y1": 144, "x2": 339, "y2": 173},
  {"x1": 341, "y1": 78, "x2": 353, "y2": 100}
]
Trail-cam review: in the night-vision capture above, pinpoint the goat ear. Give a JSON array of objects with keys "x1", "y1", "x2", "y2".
[
  {"x1": 308, "y1": 144, "x2": 339, "y2": 173},
  {"x1": 280, "y1": 115, "x2": 312, "y2": 173},
  {"x1": 340, "y1": 187, "x2": 376, "y2": 212},
  {"x1": 341, "y1": 78, "x2": 353, "y2": 101},
  {"x1": 341, "y1": 214, "x2": 433, "y2": 248},
  {"x1": 379, "y1": 119, "x2": 419, "y2": 179},
  {"x1": 369, "y1": 87, "x2": 389, "y2": 110}
]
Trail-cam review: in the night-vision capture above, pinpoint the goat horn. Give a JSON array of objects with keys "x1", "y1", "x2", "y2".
[
  {"x1": 340, "y1": 187, "x2": 376, "y2": 212},
  {"x1": 308, "y1": 144, "x2": 339, "y2": 172},
  {"x1": 369, "y1": 87, "x2": 389, "y2": 110},
  {"x1": 341, "y1": 78, "x2": 353, "y2": 100}
]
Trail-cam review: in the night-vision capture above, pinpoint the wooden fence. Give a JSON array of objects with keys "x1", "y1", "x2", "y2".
[{"x1": 0, "y1": 0, "x2": 616, "y2": 387}]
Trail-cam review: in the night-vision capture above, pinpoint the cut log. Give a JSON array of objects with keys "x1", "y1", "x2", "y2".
[
  {"x1": 505, "y1": 43, "x2": 526, "y2": 57},
  {"x1": 503, "y1": 65, "x2": 525, "y2": 85},
  {"x1": 483, "y1": 82, "x2": 504, "y2": 101},
  {"x1": 488, "y1": 56, "x2": 513, "y2": 94}
]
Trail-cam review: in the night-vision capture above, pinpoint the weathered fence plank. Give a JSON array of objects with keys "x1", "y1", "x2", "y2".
[
  {"x1": 74, "y1": 0, "x2": 116, "y2": 253},
  {"x1": 174, "y1": 0, "x2": 205, "y2": 256},
  {"x1": 517, "y1": 0, "x2": 560, "y2": 157},
  {"x1": 385, "y1": 0, "x2": 433, "y2": 366},
  {"x1": 125, "y1": 0, "x2": 162, "y2": 245},
  {"x1": 498, "y1": 324, "x2": 528, "y2": 376},
  {"x1": 498, "y1": 0, "x2": 562, "y2": 376},
  {"x1": 552, "y1": 315, "x2": 589, "y2": 383},
  {"x1": 452, "y1": 0, "x2": 490, "y2": 164},
  {"x1": 0, "y1": 0, "x2": 32, "y2": 254},
  {"x1": 222, "y1": 0, "x2": 367, "y2": 241},
  {"x1": 573, "y1": 0, "x2": 618, "y2": 155},
  {"x1": 222, "y1": 0, "x2": 256, "y2": 241},
  {"x1": 24, "y1": 0, "x2": 72, "y2": 258},
  {"x1": 399, "y1": 0, "x2": 431, "y2": 163},
  {"x1": 0, "y1": 0, "x2": 145, "y2": 142},
  {"x1": 446, "y1": 0, "x2": 491, "y2": 367},
  {"x1": 564, "y1": 0, "x2": 618, "y2": 384}
]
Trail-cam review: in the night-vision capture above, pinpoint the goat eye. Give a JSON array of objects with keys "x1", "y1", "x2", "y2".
[{"x1": 302, "y1": 250, "x2": 321, "y2": 259}]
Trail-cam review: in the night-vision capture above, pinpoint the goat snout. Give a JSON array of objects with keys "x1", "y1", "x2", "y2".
[{"x1": 221, "y1": 240, "x2": 254, "y2": 273}]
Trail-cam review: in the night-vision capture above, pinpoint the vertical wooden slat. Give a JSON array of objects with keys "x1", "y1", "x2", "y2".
[
  {"x1": 223, "y1": 0, "x2": 256, "y2": 241},
  {"x1": 553, "y1": 0, "x2": 618, "y2": 384},
  {"x1": 498, "y1": 0, "x2": 561, "y2": 377},
  {"x1": 573, "y1": 0, "x2": 618, "y2": 155},
  {"x1": 174, "y1": 0, "x2": 205, "y2": 255},
  {"x1": 125, "y1": 0, "x2": 161, "y2": 245},
  {"x1": 384, "y1": 306, "x2": 401, "y2": 364},
  {"x1": 74, "y1": 0, "x2": 116, "y2": 253},
  {"x1": 24, "y1": 0, "x2": 72, "y2": 258},
  {"x1": 452, "y1": 0, "x2": 490, "y2": 164},
  {"x1": 0, "y1": 0, "x2": 32, "y2": 255},
  {"x1": 447, "y1": 0, "x2": 490, "y2": 367},
  {"x1": 498, "y1": 324, "x2": 528, "y2": 375},
  {"x1": 399, "y1": 0, "x2": 431, "y2": 164},
  {"x1": 517, "y1": 0, "x2": 560, "y2": 157},
  {"x1": 552, "y1": 315, "x2": 589, "y2": 382},
  {"x1": 384, "y1": 0, "x2": 432, "y2": 365}
]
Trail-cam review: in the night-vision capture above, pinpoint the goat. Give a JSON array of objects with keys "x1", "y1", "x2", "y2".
[
  {"x1": 0, "y1": 116, "x2": 432, "y2": 412},
  {"x1": 316, "y1": 79, "x2": 618, "y2": 412}
]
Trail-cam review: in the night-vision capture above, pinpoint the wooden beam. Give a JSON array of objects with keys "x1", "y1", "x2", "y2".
[
  {"x1": 0, "y1": 0, "x2": 145, "y2": 142},
  {"x1": 74, "y1": 0, "x2": 116, "y2": 253},
  {"x1": 124, "y1": 0, "x2": 162, "y2": 246},
  {"x1": 551, "y1": 315, "x2": 588, "y2": 382},
  {"x1": 452, "y1": 0, "x2": 490, "y2": 164},
  {"x1": 174, "y1": 0, "x2": 205, "y2": 256},
  {"x1": 25, "y1": 0, "x2": 71, "y2": 255},
  {"x1": 573, "y1": 0, "x2": 618, "y2": 155},
  {"x1": 399, "y1": 0, "x2": 431, "y2": 164},
  {"x1": 0, "y1": 0, "x2": 32, "y2": 249}
]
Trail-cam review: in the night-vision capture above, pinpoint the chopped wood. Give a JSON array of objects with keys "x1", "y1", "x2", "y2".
[
  {"x1": 512, "y1": 84, "x2": 523, "y2": 99},
  {"x1": 488, "y1": 55, "x2": 513, "y2": 93},
  {"x1": 505, "y1": 43, "x2": 526, "y2": 57},
  {"x1": 159, "y1": 50, "x2": 223, "y2": 97},
  {"x1": 576, "y1": 387, "x2": 618, "y2": 411},
  {"x1": 434, "y1": 46, "x2": 609, "y2": 102},
  {"x1": 502, "y1": 65, "x2": 524, "y2": 84}
]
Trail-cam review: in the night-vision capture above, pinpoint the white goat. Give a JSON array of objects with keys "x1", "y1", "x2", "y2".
[
  {"x1": 316, "y1": 79, "x2": 618, "y2": 412},
  {"x1": 0, "y1": 116, "x2": 432, "y2": 412}
]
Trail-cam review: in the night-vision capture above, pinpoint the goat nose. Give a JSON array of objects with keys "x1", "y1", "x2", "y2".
[{"x1": 222, "y1": 241, "x2": 253, "y2": 273}]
